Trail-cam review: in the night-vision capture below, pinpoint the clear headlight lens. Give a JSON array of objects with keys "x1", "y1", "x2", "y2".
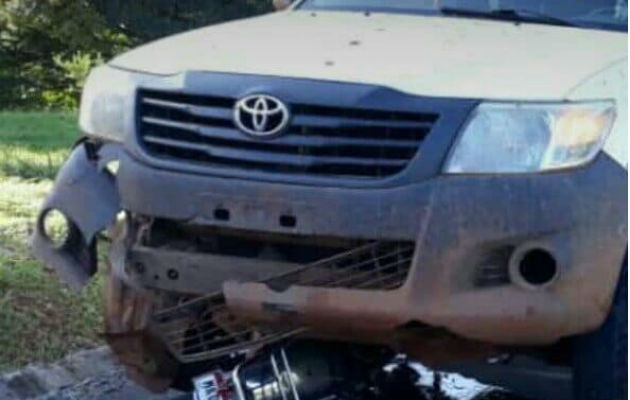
[
  {"x1": 444, "y1": 101, "x2": 616, "y2": 173},
  {"x1": 79, "y1": 65, "x2": 136, "y2": 142}
]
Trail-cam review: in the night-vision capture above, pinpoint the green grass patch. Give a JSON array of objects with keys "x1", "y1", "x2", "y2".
[
  {"x1": 0, "y1": 112, "x2": 78, "y2": 180},
  {"x1": 0, "y1": 177, "x2": 51, "y2": 253},
  {"x1": 0, "y1": 112, "x2": 104, "y2": 371},
  {"x1": 0, "y1": 112, "x2": 77, "y2": 149},
  {"x1": 0, "y1": 254, "x2": 104, "y2": 371}
]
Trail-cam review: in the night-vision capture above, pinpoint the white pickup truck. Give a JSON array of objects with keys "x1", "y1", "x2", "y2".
[{"x1": 31, "y1": 1, "x2": 627, "y2": 399}]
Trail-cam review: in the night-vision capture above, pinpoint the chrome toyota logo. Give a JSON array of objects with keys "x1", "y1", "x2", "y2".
[{"x1": 234, "y1": 94, "x2": 290, "y2": 137}]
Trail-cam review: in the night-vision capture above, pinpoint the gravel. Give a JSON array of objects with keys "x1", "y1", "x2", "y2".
[
  {"x1": 0, "y1": 347, "x2": 183, "y2": 400},
  {"x1": 0, "y1": 347, "x2": 528, "y2": 400}
]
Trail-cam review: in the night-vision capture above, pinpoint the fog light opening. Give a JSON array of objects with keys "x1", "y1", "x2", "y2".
[
  {"x1": 517, "y1": 248, "x2": 558, "y2": 288},
  {"x1": 41, "y1": 209, "x2": 71, "y2": 248}
]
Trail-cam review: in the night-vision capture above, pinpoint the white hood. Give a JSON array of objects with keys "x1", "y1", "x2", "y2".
[{"x1": 110, "y1": 10, "x2": 627, "y2": 100}]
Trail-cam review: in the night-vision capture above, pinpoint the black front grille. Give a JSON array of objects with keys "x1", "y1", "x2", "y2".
[{"x1": 137, "y1": 89, "x2": 439, "y2": 179}]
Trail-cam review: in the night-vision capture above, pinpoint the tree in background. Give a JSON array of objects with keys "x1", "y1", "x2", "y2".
[
  {"x1": 0, "y1": 0, "x2": 271, "y2": 110},
  {"x1": 92, "y1": 0, "x2": 271, "y2": 41},
  {"x1": 0, "y1": 0, "x2": 131, "y2": 109}
]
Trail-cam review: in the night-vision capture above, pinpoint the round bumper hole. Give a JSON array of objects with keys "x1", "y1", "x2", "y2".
[
  {"x1": 518, "y1": 249, "x2": 558, "y2": 287},
  {"x1": 41, "y1": 209, "x2": 70, "y2": 248}
]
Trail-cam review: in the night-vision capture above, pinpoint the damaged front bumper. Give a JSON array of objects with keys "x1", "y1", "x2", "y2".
[
  {"x1": 31, "y1": 142, "x2": 628, "y2": 363},
  {"x1": 30, "y1": 142, "x2": 120, "y2": 290}
]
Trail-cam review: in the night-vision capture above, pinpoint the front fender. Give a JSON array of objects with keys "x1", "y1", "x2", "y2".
[{"x1": 30, "y1": 143, "x2": 121, "y2": 290}]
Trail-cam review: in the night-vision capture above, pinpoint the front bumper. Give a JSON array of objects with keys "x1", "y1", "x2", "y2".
[{"x1": 31, "y1": 142, "x2": 627, "y2": 346}]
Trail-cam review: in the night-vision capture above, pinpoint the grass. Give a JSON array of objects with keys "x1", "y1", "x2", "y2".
[
  {"x1": 0, "y1": 112, "x2": 78, "y2": 180},
  {"x1": 0, "y1": 112, "x2": 104, "y2": 371}
]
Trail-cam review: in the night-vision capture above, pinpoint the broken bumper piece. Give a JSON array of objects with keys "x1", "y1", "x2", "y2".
[{"x1": 30, "y1": 143, "x2": 121, "y2": 290}]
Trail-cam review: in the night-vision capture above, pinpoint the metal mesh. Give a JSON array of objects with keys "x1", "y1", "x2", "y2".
[
  {"x1": 281, "y1": 241, "x2": 415, "y2": 290},
  {"x1": 151, "y1": 241, "x2": 415, "y2": 364},
  {"x1": 152, "y1": 293, "x2": 304, "y2": 364}
]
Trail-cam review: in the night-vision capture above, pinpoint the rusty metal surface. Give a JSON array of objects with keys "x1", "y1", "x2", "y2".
[
  {"x1": 110, "y1": 220, "x2": 415, "y2": 295},
  {"x1": 122, "y1": 246, "x2": 299, "y2": 295},
  {"x1": 145, "y1": 241, "x2": 413, "y2": 364},
  {"x1": 104, "y1": 267, "x2": 178, "y2": 393},
  {"x1": 151, "y1": 292, "x2": 305, "y2": 364}
]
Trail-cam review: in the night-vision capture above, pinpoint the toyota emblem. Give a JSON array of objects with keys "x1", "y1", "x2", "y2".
[{"x1": 233, "y1": 94, "x2": 290, "y2": 138}]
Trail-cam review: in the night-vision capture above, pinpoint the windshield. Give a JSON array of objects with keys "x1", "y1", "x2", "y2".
[{"x1": 297, "y1": 0, "x2": 628, "y2": 32}]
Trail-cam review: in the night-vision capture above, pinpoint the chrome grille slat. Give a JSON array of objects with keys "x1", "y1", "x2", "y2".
[
  {"x1": 138, "y1": 89, "x2": 439, "y2": 178},
  {"x1": 143, "y1": 135, "x2": 410, "y2": 167},
  {"x1": 143, "y1": 116, "x2": 422, "y2": 148},
  {"x1": 291, "y1": 114, "x2": 433, "y2": 129},
  {"x1": 143, "y1": 116, "x2": 201, "y2": 133},
  {"x1": 142, "y1": 97, "x2": 233, "y2": 120}
]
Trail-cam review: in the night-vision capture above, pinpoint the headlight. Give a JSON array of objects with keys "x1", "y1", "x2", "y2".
[
  {"x1": 79, "y1": 65, "x2": 136, "y2": 142},
  {"x1": 444, "y1": 101, "x2": 616, "y2": 173}
]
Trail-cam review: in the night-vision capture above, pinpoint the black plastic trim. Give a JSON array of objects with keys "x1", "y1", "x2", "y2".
[{"x1": 125, "y1": 72, "x2": 477, "y2": 188}]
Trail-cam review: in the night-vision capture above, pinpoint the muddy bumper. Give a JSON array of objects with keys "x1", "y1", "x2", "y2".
[{"x1": 31, "y1": 143, "x2": 627, "y2": 346}]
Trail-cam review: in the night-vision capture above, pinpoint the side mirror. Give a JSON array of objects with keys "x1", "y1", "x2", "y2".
[{"x1": 273, "y1": 0, "x2": 293, "y2": 11}]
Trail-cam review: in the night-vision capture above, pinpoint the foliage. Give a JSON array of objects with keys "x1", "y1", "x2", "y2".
[
  {"x1": 91, "y1": 0, "x2": 271, "y2": 41},
  {"x1": 0, "y1": 0, "x2": 131, "y2": 109},
  {"x1": 43, "y1": 52, "x2": 104, "y2": 110},
  {"x1": 0, "y1": 0, "x2": 271, "y2": 110}
]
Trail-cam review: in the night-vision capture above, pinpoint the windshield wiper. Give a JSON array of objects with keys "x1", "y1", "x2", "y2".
[{"x1": 440, "y1": 7, "x2": 579, "y2": 27}]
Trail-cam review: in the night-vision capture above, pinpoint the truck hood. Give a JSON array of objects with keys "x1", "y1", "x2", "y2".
[{"x1": 110, "y1": 10, "x2": 627, "y2": 100}]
